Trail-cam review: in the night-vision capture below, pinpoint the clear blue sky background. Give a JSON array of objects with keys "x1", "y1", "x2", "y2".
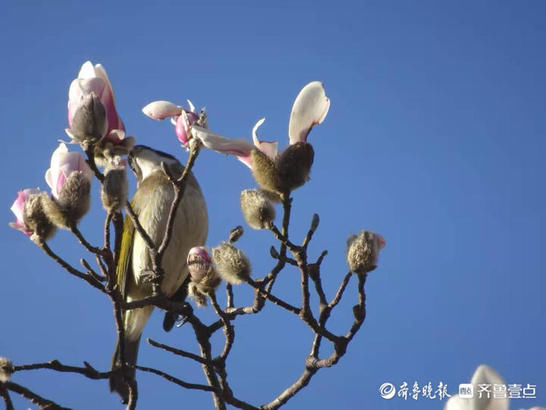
[{"x1": 1, "y1": 1, "x2": 544, "y2": 409}]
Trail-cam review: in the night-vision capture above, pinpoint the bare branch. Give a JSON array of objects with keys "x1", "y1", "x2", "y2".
[
  {"x1": 5, "y1": 381, "x2": 69, "y2": 409},
  {"x1": 135, "y1": 365, "x2": 216, "y2": 392},
  {"x1": 147, "y1": 338, "x2": 210, "y2": 366},
  {"x1": 39, "y1": 242, "x2": 105, "y2": 292}
]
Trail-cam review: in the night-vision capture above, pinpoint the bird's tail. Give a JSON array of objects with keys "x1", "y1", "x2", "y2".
[
  {"x1": 109, "y1": 335, "x2": 140, "y2": 404},
  {"x1": 109, "y1": 306, "x2": 152, "y2": 404}
]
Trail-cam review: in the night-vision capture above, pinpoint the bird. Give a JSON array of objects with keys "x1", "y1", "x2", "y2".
[{"x1": 109, "y1": 145, "x2": 208, "y2": 403}]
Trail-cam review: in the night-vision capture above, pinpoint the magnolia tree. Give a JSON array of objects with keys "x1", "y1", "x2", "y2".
[{"x1": 2, "y1": 61, "x2": 385, "y2": 410}]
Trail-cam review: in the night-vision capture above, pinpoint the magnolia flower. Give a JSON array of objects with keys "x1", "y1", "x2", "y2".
[
  {"x1": 445, "y1": 365, "x2": 508, "y2": 410},
  {"x1": 45, "y1": 143, "x2": 93, "y2": 199},
  {"x1": 42, "y1": 143, "x2": 94, "y2": 227},
  {"x1": 191, "y1": 81, "x2": 330, "y2": 193},
  {"x1": 67, "y1": 61, "x2": 125, "y2": 144},
  {"x1": 9, "y1": 188, "x2": 41, "y2": 236},
  {"x1": 9, "y1": 188, "x2": 57, "y2": 241},
  {"x1": 142, "y1": 100, "x2": 201, "y2": 146}
]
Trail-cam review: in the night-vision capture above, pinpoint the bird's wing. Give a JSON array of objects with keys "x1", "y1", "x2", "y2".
[{"x1": 116, "y1": 213, "x2": 135, "y2": 297}]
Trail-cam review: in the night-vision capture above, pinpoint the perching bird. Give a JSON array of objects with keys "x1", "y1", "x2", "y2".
[{"x1": 109, "y1": 145, "x2": 208, "y2": 403}]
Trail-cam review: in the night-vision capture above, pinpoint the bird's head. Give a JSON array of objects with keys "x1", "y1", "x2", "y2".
[{"x1": 128, "y1": 145, "x2": 181, "y2": 184}]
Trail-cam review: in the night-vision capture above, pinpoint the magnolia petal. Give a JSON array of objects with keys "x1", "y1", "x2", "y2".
[
  {"x1": 251, "y1": 117, "x2": 278, "y2": 160},
  {"x1": 77, "y1": 61, "x2": 96, "y2": 79},
  {"x1": 94, "y1": 64, "x2": 115, "y2": 98},
  {"x1": 444, "y1": 395, "x2": 471, "y2": 410},
  {"x1": 191, "y1": 126, "x2": 254, "y2": 168},
  {"x1": 288, "y1": 81, "x2": 330, "y2": 145},
  {"x1": 104, "y1": 129, "x2": 126, "y2": 144},
  {"x1": 470, "y1": 365, "x2": 508, "y2": 410},
  {"x1": 187, "y1": 99, "x2": 196, "y2": 113},
  {"x1": 175, "y1": 112, "x2": 190, "y2": 145},
  {"x1": 142, "y1": 100, "x2": 182, "y2": 120}
]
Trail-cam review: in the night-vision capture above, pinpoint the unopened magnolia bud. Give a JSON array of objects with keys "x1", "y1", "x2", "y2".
[
  {"x1": 102, "y1": 159, "x2": 127, "y2": 212},
  {"x1": 212, "y1": 242, "x2": 251, "y2": 285},
  {"x1": 250, "y1": 149, "x2": 279, "y2": 193},
  {"x1": 43, "y1": 173, "x2": 91, "y2": 228},
  {"x1": 229, "y1": 225, "x2": 244, "y2": 243},
  {"x1": 23, "y1": 193, "x2": 57, "y2": 242},
  {"x1": 187, "y1": 247, "x2": 212, "y2": 283},
  {"x1": 276, "y1": 142, "x2": 314, "y2": 192},
  {"x1": 240, "y1": 189, "x2": 275, "y2": 230},
  {"x1": 346, "y1": 230, "x2": 386, "y2": 274},
  {"x1": 0, "y1": 357, "x2": 14, "y2": 383},
  {"x1": 68, "y1": 93, "x2": 107, "y2": 145}
]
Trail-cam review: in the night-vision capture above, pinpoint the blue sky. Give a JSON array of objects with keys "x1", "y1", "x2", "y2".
[{"x1": 1, "y1": 1, "x2": 544, "y2": 409}]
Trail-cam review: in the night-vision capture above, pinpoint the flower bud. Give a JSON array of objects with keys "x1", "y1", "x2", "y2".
[
  {"x1": 346, "y1": 230, "x2": 386, "y2": 274},
  {"x1": 240, "y1": 189, "x2": 275, "y2": 229},
  {"x1": 187, "y1": 246, "x2": 212, "y2": 283},
  {"x1": 43, "y1": 172, "x2": 91, "y2": 228},
  {"x1": 0, "y1": 357, "x2": 14, "y2": 383},
  {"x1": 15, "y1": 191, "x2": 57, "y2": 243},
  {"x1": 229, "y1": 226, "x2": 244, "y2": 243},
  {"x1": 212, "y1": 242, "x2": 251, "y2": 285},
  {"x1": 276, "y1": 142, "x2": 314, "y2": 192},
  {"x1": 66, "y1": 92, "x2": 107, "y2": 146},
  {"x1": 250, "y1": 148, "x2": 280, "y2": 193},
  {"x1": 188, "y1": 282, "x2": 208, "y2": 307},
  {"x1": 101, "y1": 157, "x2": 128, "y2": 213}
]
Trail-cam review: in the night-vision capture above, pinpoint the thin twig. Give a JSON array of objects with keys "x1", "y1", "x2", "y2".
[
  {"x1": 147, "y1": 339, "x2": 210, "y2": 366},
  {"x1": 39, "y1": 242, "x2": 105, "y2": 292},
  {"x1": 135, "y1": 365, "x2": 216, "y2": 392},
  {"x1": 14, "y1": 360, "x2": 109, "y2": 380},
  {"x1": 5, "y1": 381, "x2": 68, "y2": 409}
]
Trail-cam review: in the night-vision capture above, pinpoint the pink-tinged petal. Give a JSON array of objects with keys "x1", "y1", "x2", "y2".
[
  {"x1": 188, "y1": 246, "x2": 212, "y2": 264},
  {"x1": 93, "y1": 64, "x2": 115, "y2": 98},
  {"x1": 288, "y1": 81, "x2": 330, "y2": 145},
  {"x1": 55, "y1": 172, "x2": 67, "y2": 198},
  {"x1": 99, "y1": 84, "x2": 123, "y2": 133},
  {"x1": 191, "y1": 126, "x2": 254, "y2": 168},
  {"x1": 68, "y1": 61, "x2": 124, "y2": 142},
  {"x1": 142, "y1": 100, "x2": 182, "y2": 120},
  {"x1": 46, "y1": 143, "x2": 93, "y2": 197},
  {"x1": 10, "y1": 188, "x2": 40, "y2": 234},
  {"x1": 376, "y1": 234, "x2": 386, "y2": 249},
  {"x1": 103, "y1": 128, "x2": 125, "y2": 144},
  {"x1": 78, "y1": 77, "x2": 106, "y2": 97},
  {"x1": 251, "y1": 117, "x2": 278, "y2": 160},
  {"x1": 175, "y1": 113, "x2": 189, "y2": 145}
]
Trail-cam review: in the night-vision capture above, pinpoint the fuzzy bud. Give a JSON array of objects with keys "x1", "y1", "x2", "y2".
[
  {"x1": 101, "y1": 157, "x2": 128, "y2": 212},
  {"x1": 250, "y1": 149, "x2": 280, "y2": 193},
  {"x1": 188, "y1": 267, "x2": 222, "y2": 307},
  {"x1": 67, "y1": 92, "x2": 107, "y2": 146},
  {"x1": 188, "y1": 282, "x2": 208, "y2": 307},
  {"x1": 346, "y1": 230, "x2": 386, "y2": 274},
  {"x1": 42, "y1": 173, "x2": 91, "y2": 228},
  {"x1": 187, "y1": 247, "x2": 212, "y2": 283},
  {"x1": 23, "y1": 192, "x2": 57, "y2": 243},
  {"x1": 0, "y1": 357, "x2": 14, "y2": 383},
  {"x1": 276, "y1": 142, "x2": 314, "y2": 192},
  {"x1": 229, "y1": 226, "x2": 244, "y2": 243},
  {"x1": 212, "y1": 242, "x2": 251, "y2": 285},
  {"x1": 240, "y1": 189, "x2": 276, "y2": 229}
]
